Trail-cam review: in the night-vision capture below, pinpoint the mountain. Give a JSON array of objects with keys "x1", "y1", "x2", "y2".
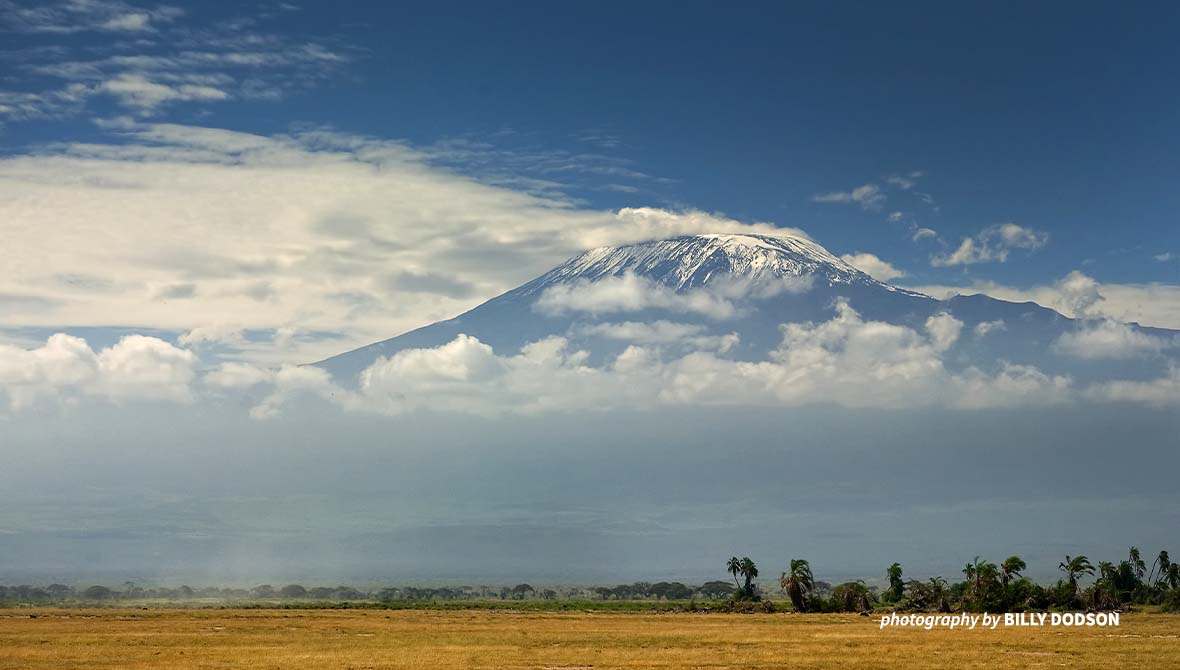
[{"x1": 315, "y1": 233, "x2": 1174, "y2": 383}]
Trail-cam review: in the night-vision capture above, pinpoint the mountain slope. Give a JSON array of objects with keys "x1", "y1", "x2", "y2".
[{"x1": 314, "y1": 233, "x2": 1173, "y2": 383}]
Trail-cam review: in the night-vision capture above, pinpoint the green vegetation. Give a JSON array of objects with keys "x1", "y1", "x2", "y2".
[{"x1": 4, "y1": 545, "x2": 1179, "y2": 613}]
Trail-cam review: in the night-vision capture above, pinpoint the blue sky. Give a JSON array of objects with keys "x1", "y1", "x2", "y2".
[{"x1": 4, "y1": 0, "x2": 1179, "y2": 294}]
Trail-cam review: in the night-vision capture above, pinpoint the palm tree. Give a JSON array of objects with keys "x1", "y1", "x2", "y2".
[
  {"x1": 727, "y1": 556, "x2": 742, "y2": 590},
  {"x1": 1149, "y1": 550, "x2": 1171, "y2": 587},
  {"x1": 963, "y1": 556, "x2": 997, "y2": 601},
  {"x1": 1165, "y1": 563, "x2": 1180, "y2": 591},
  {"x1": 1129, "y1": 547, "x2": 1146, "y2": 582},
  {"x1": 1001, "y1": 556, "x2": 1026, "y2": 588},
  {"x1": 1059, "y1": 555, "x2": 1095, "y2": 598},
  {"x1": 739, "y1": 557, "x2": 759, "y2": 596},
  {"x1": 886, "y1": 562, "x2": 904, "y2": 601},
  {"x1": 780, "y1": 559, "x2": 814, "y2": 612},
  {"x1": 928, "y1": 577, "x2": 950, "y2": 613}
]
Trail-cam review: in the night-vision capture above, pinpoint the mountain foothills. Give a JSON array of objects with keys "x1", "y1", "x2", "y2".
[{"x1": 316, "y1": 233, "x2": 1176, "y2": 385}]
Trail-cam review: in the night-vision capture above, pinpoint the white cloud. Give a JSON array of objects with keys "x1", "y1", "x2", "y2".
[
  {"x1": 0, "y1": 333, "x2": 194, "y2": 411},
  {"x1": 1054, "y1": 320, "x2": 1171, "y2": 359},
  {"x1": 0, "y1": 1, "x2": 184, "y2": 34},
  {"x1": 912, "y1": 227, "x2": 938, "y2": 241},
  {"x1": 974, "y1": 320, "x2": 1006, "y2": 337},
  {"x1": 932, "y1": 223, "x2": 1048, "y2": 266},
  {"x1": 178, "y1": 324, "x2": 244, "y2": 347},
  {"x1": 1155, "y1": 252, "x2": 1176, "y2": 263},
  {"x1": 840, "y1": 252, "x2": 905, "y2": 282},
  {"x1": 580, "y1": 321, "x2": 739, "y2": 351},
  {"x1": 284, "y1": 302, "x2": 1059, "y2": 417},
  {"x1": 906, "y1": 271, "x2": 1180, "y2": 330},
  {"x1": 885, "y1": 173, "x2": 922, "y2": 190},
  {"x1": 1053, "y1": 270, "x2": 1103, "y2": 316},
  {"x1": 0, "y1": 124, "x2": 794, "y2": 365},
  {"x1": 925, "y1": 313, "x2": 963, "y2": 352},
  {"x1": 1088, "y1": 366, "x2": 1180, "y2": 407},
  {"x1": 811, "y1": 183, "x2": 885, "y2": 210},
  {"x1": 534, "y1": 274, "x2": 742, "y2": 320},
  {"x1": 6, "y1": 308, "x2": 1174, "y2": 419},
  {"x1": 0, "y1": 4, "x2": 346, "y2": 121},
  {"x1": 99, "y1": 74, "x2": 229, "y2": 111},
  {"x1": 205, "y1": 361, "x2": 273, "y2": 389}
]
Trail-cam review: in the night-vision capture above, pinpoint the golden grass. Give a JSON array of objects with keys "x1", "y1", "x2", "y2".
[{"x1": 1, "y1": 608, "x2": 1178, "y2": 669}]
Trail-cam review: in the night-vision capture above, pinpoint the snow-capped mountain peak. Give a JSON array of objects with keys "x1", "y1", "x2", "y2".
[{"x1": 514, "y1": 233, "x2": 879, "y2": 295}]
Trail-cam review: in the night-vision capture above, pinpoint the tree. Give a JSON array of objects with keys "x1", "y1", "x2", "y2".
[
  {"x1": 698, "y1": 581, "x2": 736, "y2": 600},
  {"x1": 830, "y1": 581, "x2": 875, "y2": 612},
  {"x1": 280, "y1": 585, "x2": 307, "y2": 599},
  {"x1": 739, "y1": 557, "x2": 759, "y2": 596},
  {"x1": 1000, "y1": 556, "x2": 1026, "y2": 588},
  {"x1": 780, "y1": 559, "x2": 814, "y2": 612},
  {"x1": 1150, "y1": 550, "x2": 1172, "y2": 587},
  {"x1": 83, "y1": 585, "x2": 113, "y2": 600},
  {"x1": 727, "y1": 556, "x2": 742, "y2": 590},
  {"x1": 1165, "y1": 563, "x2": 1180, "y2": 591},
  {"x1": 510, "y1": 583, "x2": 535, "y2": 600},
  {"x1": 885, "y1": 563, "x2": 905, "y2": 602},
  {"x1": 1129, "y1": 546, "x2": 1146, "y2": 582},
  {"x1": 1059, "y1": 555, "x2": 1095, "y2": 599}
]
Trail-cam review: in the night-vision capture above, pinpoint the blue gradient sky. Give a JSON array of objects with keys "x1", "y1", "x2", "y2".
[{"x1": 3, "y1": 1, "x2": 1179, "y2": 290}]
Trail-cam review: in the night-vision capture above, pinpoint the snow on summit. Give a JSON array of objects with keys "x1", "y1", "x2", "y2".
[{"x1": 518, "y1": 233, "x2": 880, "y2": 294}]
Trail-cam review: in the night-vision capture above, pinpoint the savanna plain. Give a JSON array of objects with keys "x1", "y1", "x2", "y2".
[{"x1": 2, "y1": 608, "x2": 1178, "y2": 670}]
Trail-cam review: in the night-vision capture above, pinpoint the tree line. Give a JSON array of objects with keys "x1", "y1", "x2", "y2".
[
  {"x1": 3, "y1": 547, "x2": 1177, "y2": 611},
  {"x1": 726, "y1": 546, "x2": 1180, "y2": 613}
]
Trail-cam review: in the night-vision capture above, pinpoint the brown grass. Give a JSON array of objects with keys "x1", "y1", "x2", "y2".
[{"x1": 2, "y1": 608, "x2": 1178, "y2": 669}]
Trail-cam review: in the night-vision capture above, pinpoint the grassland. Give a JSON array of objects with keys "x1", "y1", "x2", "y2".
[{"x1": 2, "y1": 608, "x2": 1179, "y2": 669}]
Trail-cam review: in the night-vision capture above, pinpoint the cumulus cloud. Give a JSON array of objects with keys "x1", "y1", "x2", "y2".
[
  {"x1": 974, "y1": 320, "x2": 1006, "y2": 337},
  {"x1": 227, "y1": 302, "x2": 1075, "y2": 418},
  {"x1": 811, "y1": 183, "x2": 885, "y2": 210},
  {"x1": 1088, "y1": 366, "x2": 1180, "y2": 407},
  {"x1": 1054, "y1": 320, "x2": 1171, "y2": 359},
  {"x1": 840, "y1": 252, "x2": 905, "y2": 282},
  {"x1": 907, "y1": 271, "x2": 1180, "y2": 330},
  {"x1": 932, "y1": 223, "x2": 1048, "y2": 266},
  {"x1": 0, "y1": 333, "x2": 195, "y2": 411},
  {"x1": 925, "y1": 313, "x2": 963, "y2": 352}
]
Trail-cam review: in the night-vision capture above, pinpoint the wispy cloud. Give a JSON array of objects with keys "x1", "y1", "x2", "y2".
[
  {"x1": 932, "y1": 223, "x2": 1048, "y2": 266},
  {"x1": 0, "y1": 1, "x2": 350, "y2": 120},
  {"x1": 0, "y1": 122, "x2": 791, "y2": 365},
  {"x1": 811, "y1": 183, "x2": 885, "y2": 210},
  {"x1": 0, "y1": 0, "x2": 183, "y2": 34}
]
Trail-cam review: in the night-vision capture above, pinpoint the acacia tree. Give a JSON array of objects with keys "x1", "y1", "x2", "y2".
[{"x1": 780, "y1": 559, "x2": 814, "y2": 612}]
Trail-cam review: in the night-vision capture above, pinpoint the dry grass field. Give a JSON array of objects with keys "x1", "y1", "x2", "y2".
[{"x1": 2, "y1": 608, "x2": 1178, "y2": 669}]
